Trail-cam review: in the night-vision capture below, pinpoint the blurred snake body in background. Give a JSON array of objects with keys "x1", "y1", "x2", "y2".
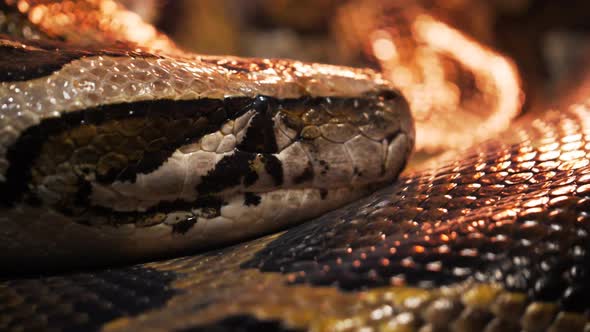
[{"x1": 0, "y1": 1, "x2": 589, "y2": 332}]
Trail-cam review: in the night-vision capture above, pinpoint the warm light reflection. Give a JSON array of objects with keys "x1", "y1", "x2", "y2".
[
  {"x1": 337, "y1": 2, "x2": 524, "y2": 152},
  {"x1": 16, "y1": 0, "x2": 28, "y2": 12},
  {"x1": 371, "y1": 30, "x2": 398, "y2": 62},
  {"x1": 16, "y1": 0, "x2": 178, "y2": 53},
  {"x1": 413, "y1": 15, "x2": 521, "y2": 150},
  {"x1": 372, "y1": 14, "x2": 522, "y2": 151}
]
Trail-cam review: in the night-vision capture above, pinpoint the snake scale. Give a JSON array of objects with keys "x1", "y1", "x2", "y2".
[{"x1": 0, "y1": 1, "x2": 589, "y2": 332}]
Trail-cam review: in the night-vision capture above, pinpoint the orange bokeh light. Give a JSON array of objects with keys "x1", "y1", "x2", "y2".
[{"x1": 371, "y1": 14, "x2": 523, "y2": 152}]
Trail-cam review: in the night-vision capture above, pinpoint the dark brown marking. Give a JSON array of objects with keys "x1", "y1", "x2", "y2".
[
  {"x1": 244, "y1": 192, "x2": 261, "y2": 206},
  {"x1": 172, "y1": 216, "x2": 197, "y2": 234},
  {"x1": 294, "y1": 163, "x2": 314, "y2": 184},
  {"x1": 236, "y1": 96, "x2": 279, "y2": 154},
  {"x1": 263, "y1": 155, "x2": 284, "y2": 186},
  {"x1": 196, "y1": 152, "x2": 258, "y2": 195}
]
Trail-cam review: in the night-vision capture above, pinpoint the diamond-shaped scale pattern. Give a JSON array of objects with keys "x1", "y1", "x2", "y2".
[
  {"x1": 0, "y1": 267, "x2": 177, "y2": 332},
  {"x1": 244, "y1": 109, "x2": 590, "y2": 314}
]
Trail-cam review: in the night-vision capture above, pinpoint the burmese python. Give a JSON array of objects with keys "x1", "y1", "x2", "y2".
[{"x1": 0, "y1": 1, "x2": 589, "y2": 332}]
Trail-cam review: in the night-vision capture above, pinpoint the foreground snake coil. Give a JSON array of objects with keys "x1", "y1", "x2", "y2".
[{"x1": 0, "y1": 1, "x2": 589, "y2": 332}]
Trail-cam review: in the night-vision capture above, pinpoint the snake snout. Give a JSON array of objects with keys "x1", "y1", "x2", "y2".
[{"x1": 273, "y1": 89, "x2": 415, "y2": 190}]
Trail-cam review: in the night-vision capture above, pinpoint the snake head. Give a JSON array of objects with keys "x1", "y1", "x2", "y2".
[{"x1": 83, "y1": 88, "x2": 415, "y2": 242}]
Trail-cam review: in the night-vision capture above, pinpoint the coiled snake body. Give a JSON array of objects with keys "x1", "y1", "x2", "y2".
[{"x1": 0, "y1": 1, "x2": 589, "y2": 332}]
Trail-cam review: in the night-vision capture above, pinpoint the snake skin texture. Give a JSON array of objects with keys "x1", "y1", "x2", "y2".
[
  {"x1": 2, "y1": 105, "x2": 590, "y2": 331},
  {"x1": 1, "y1": 1, "x2": 590, "y2": 332}
]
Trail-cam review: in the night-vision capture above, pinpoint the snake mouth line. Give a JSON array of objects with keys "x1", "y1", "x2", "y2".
[{"x1": 68, "y1": 182, "x2": 391, "y2": 232}]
